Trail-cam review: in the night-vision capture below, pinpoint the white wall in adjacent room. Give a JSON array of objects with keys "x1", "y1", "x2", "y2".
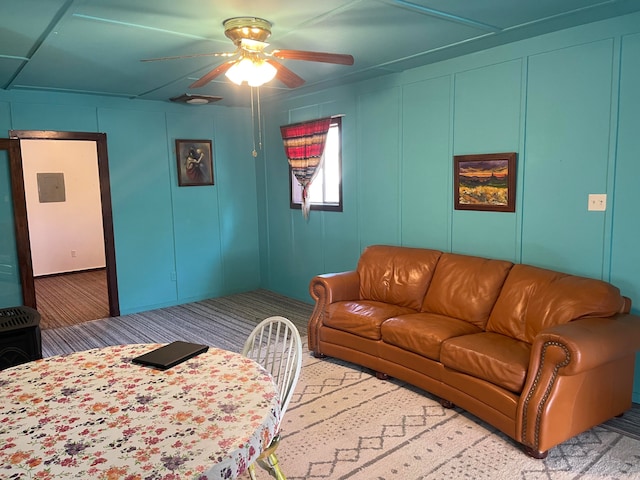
[{"x1": 21, "y1": 139, "x2": 105, "y2": 276}]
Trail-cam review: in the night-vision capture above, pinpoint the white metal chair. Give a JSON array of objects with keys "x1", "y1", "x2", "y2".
[{"x1": 242, "y1": 316, "x2": 303, "y2": 480}]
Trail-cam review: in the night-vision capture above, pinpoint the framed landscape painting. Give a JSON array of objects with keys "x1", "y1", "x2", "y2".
[
  {"x1": 454, "y1": 152, "x2": 516, "y2": 212},
  {"x1": 175, "y1": 139, "x2": 214, "y2": 186}
]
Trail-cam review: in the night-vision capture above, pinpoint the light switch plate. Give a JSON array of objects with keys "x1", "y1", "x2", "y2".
[{"x1": 588, "y1": 194, "x2": 606, "y2": 211}]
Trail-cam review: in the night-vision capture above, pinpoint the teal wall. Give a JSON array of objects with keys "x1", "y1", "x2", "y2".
[
  {"x1": 0, "y1": 149, "x2": 21, "y2": 306},
  {"x1": 0, "y1": 101, "x2": 18, "y2": 306},
  {"x1": 0, "y1": 11, "x2": 638, "y2": 402},
  {"x1": 0, "y1": 91, "x2": 260, "y2": 314},
  {"x1": 258, "y1": 12, "x2": 640, "y2": 401}
]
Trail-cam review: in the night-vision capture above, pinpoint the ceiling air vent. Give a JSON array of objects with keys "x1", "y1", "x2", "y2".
[{"x1": 170, "y1": 94, "x2": 222, "y2": 105}]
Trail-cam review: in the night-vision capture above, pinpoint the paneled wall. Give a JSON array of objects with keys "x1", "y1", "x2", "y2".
[
  {"x1": 0, "y1": 148, "x2": 20, "y2": 306},
  {"x1": 0, "y1": 92, "x2": 260, "y2": 314},
  {"x1": 0, "y1": 11, "x2": 637, "y2": 399},
  {"x1": 523, "y1": 40, "x2": 614, "y2": 277},
  {"x1": 259, "y1": 13, "x2": 640, "y2": 400},
  {"x1": 612, "y1": 31, "x2": 640, "y2": 316}
]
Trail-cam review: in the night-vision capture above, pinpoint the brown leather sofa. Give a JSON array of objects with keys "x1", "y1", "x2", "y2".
[{"x1": 308, "y1": 245, "x2": 640, "y2": 458}]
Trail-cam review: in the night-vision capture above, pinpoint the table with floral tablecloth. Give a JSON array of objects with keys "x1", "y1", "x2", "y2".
[{"x1": 0, "y1": 343, "x2": 281, "y2": 479}]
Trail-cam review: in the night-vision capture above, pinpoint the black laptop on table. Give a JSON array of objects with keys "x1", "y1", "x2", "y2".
[{"x1": 132, "y1": 341, "x2": 209, "y2": 370}]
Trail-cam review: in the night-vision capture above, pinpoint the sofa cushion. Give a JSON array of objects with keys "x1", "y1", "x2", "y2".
[
  {"x1": 325, "y1": 301, "x2": 417, "y2": 340},
  {"x1": 381, "y1": 313, "x2": 482, "y2": 361},
  {"x1": 421, "y1": 253, "x2": 513, "y2": 329},
  {"x1": 486, "y1": 264, "x2": 626, "y2": 343},
  {"x1": 358, "y1": 245, "x2": 442, "y2": 311},
  {"x1": 441, "y1": 332, "x2": 531, "y2": 394}
]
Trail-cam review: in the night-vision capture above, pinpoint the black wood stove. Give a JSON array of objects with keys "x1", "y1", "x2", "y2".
[{"x1": 0, "y1": 306, "x2": 42, "y2": 370}]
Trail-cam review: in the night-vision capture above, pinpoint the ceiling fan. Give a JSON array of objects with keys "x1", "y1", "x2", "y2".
[{"x1": 142, "y1": 17, "x2": 355, "y2": 89}]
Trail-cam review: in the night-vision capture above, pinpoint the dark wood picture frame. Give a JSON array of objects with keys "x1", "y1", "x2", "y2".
[
  {"x1": 454, "y1": 152, "x2": 516, "y2": 212},
  {"x1": 175, "y1": 139, "x2": 214, "y2": 186}
]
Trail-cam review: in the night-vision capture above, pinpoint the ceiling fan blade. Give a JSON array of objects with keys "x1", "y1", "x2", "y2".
[
  {"x1": 190, "y1": 61, "x2": 235, "y2": 88},
  {"x1": 272, "y1": 49, "x2": 354, "y2": 65},
  {"x1": 141, "y1": 52, "x2": 235, "y2": 62},
  {"x1": 266, "y1": 59, "x2": 305, "y2": 88}
]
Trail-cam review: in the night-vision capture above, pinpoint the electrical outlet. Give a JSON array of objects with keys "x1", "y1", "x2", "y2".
[
  {"x1": 588, "y1": 194, "x2": 606, "y2": 211},
  {"x1": 170, "y1": 271, "x2": 177, "y2": 281},
  {"x1": 71, "y1": 250, "x2": 77, "y2": 258}
]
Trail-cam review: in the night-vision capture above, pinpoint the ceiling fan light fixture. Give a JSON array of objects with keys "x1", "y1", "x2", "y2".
[
  {"x1": 225, "y1": 57, "x2": 277, "y2": 87},
  {"x1": 149, "y1": 16, "x2": 352, "y2": 92},
  {"x1": 223, "y1": 17, "x2": 272, "y2": 44}
]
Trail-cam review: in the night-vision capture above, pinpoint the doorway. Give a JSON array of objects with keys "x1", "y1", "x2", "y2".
[{"x1": 7, "y1": 130, "x2": 119, "y2": 322}]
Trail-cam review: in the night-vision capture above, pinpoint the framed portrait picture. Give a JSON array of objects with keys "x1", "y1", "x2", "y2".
[
  {"x1": 175, "y1": 139, "x2": 214, "y2": 186},
  {"x1": 454, "y1": 152, "x2": 516, "y2": 212}
]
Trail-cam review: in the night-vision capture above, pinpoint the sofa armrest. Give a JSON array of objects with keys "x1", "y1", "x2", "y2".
[
  {"x1": 529, "y1": 314, "x2": 640, "y2": 376},
  {"x1": 308, "y1": 271, "x2": 360, "y2": 353},
  {"x1": 310, "y1": 271, "x2": 360, "y2": 304},
  {"x1": 518, "y1": 314, "x2": 640, "y2": 452}
]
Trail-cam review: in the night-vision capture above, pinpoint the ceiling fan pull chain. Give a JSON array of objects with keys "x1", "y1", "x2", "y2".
[
  {"x1": 251, "y1": 87, "x2": 258, "y2": 157},
  {"x1": 257, "y1": 86, "x2": 264, "y2": 153}
]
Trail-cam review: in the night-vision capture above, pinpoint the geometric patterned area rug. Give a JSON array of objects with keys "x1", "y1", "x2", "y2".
[{"x1": 276, "y1": 347, "x2": 640, "y2": 480}]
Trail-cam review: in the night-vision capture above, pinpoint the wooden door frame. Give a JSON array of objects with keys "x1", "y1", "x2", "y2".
[{"x1": 7, "y1": 130, "x2": 119, "y2": 317}]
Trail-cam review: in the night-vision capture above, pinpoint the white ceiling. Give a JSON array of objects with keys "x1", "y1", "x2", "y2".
[{"x1": 2, "y1": 0, "x2": 639, "y2": 107}]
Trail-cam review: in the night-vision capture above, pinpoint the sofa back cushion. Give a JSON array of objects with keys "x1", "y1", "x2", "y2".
[
  {"x1": 421, "y1": 253, "x2": 513, "y2": 329},
  {"x1": 486, "y1": 264, "x2": 626, "y2": 343},
  {"x1": 358, "y1": 245, "x2": 442, "y2": 310}
]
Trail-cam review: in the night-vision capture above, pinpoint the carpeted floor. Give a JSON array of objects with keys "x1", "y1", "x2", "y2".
[
  {"x1": 40, "y1": 289, "x2": 311, "y2": 357},
  {"x1": 35, "y1": 269, "x2": 109, "y2": 329},
  {"x1": 39, "y1": 290, "x2": 640, "y2": 479}
]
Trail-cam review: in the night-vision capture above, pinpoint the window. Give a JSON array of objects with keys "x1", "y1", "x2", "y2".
[{"x1": 290, "y1": 117, "x2": 342, "y2": 212}]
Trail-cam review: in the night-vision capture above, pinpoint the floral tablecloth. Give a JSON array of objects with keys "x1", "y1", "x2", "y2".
[{"x1": 0, "y1": 343, "x2": 281, "y2": 479}]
